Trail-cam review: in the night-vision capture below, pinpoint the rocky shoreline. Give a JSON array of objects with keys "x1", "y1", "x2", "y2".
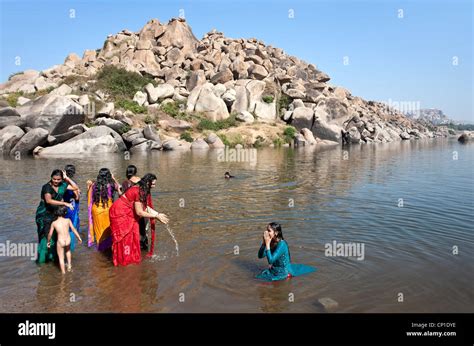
[{"x1": 0, "y1": 17, "x2": 465, "y2": 158}]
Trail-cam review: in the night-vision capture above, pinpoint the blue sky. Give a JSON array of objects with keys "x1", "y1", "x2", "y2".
[{"x1": 0, "y1": 0, "x2": 472, "y2": 121}]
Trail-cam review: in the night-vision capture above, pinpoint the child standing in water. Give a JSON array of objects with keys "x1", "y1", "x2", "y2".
[{"x1": 47, "y1": 206, "x2": 82, "y2": 274}]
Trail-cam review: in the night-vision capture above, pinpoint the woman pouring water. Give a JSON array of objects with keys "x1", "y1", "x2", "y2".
[{"x1": 109, "y1": 173, "x2": 169, "y2": 266}]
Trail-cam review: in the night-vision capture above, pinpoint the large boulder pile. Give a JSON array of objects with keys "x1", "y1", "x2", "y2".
[{"x1": 0, "y1": 16, "x2": 443, "y2": 157}]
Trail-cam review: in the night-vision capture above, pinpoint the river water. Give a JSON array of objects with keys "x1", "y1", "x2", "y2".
[{"x1": 0, "y1": 138, "x2": 472, "y2": 312}]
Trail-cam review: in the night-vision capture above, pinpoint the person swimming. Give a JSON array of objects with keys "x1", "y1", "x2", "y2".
[
  {"x1": 224, "y1": 172, "x2": 235, "y2": 179},
  {"x1": 256, "y1": 222, "x2": 316, "y2": 281}
]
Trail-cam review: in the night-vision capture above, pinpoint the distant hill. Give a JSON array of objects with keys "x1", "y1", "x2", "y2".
[
  {"x1": 405, "y1": 109, "x2": 452, "y2": 125},
  {"x1": 405, "y1": 109, "x2": 473, "y2": 131}
]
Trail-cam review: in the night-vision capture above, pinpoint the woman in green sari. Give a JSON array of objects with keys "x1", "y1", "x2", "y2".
[{"x1": 36, "y1": 169, "x2": 79, "y2": 264}]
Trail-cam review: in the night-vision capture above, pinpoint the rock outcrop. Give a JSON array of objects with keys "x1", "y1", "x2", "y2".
[
  {"x1": 0, "y1": 16, "x2": 445, "y2": 157},
  {"x1": 0, "y1": 125, "x2": 25, "y2": 155},
  {"x1": 9, "y1": 127, "x2": 49, "y2": 157},
  {"x1": 35, "y1": 125, "x2": 126, "y2": 157},
  {"x1": 16, "y1": 94, "x2": 85, "y2": 135},
  {"x1": 458, "y1": 132, "x2": 473, "y2": 143}
]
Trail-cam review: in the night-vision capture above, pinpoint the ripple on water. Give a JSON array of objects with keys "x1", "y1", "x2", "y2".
[{"x1": 0, "y1": 138, "x2": 472, "y2": 312}]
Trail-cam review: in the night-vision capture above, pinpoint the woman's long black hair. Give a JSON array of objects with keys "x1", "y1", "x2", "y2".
[
  {"x1": 268, "y1": 222, "x2": 289, "y2": 258},
  {"x1": 93, "y1": 168, "x2": 115, "y2": 208},
  {"x1": 268, "y1": 222, "x2": 284, "y2": 241},
  {"x1": 137, "y1": 173, "x2": 157, "y2": 205}
]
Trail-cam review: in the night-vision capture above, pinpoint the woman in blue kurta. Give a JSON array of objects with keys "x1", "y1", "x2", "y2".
[
  {"x1": 63, "y1": 165, "x2": 80, "y2": 251},
  {"x1": 257, "y1": 222, "x2": 316, "y2": 281}
]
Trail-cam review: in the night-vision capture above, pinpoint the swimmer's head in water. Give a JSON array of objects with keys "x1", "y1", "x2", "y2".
[
  {"x1": 224, "y1": 172, "x2": 233, "y2": 179},
  {"x1": 126, "y1": 164, "x2": 138, "y2": 179},
  {"x1": 267, "y1": 222, "x2": 284, "y2": 241},
  {"x1": 64, "y1": 164, "x2": 76, "y2": 178},
  {"x1": 55, "y1": 206, "x2": 68, "y2": 217}
]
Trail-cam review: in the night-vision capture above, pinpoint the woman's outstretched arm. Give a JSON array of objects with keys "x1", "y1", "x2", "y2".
[
  {"x1": 44, "y1": 193, "x2": 72, "y2": 208},
  {"x1": 111, "y1": 173, "x2": 123, "y2": 196},
  {"x1": 134, "y1": 201, "x2": 162, "y2": 219}
]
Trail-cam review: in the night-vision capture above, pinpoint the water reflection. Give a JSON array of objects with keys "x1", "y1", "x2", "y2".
[{"x1": 0, "y1": 138, "x2": 473, "y2": 312}]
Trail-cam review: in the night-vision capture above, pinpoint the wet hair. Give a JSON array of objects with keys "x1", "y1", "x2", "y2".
[
  {"x1": 54, "y1": 206, "x2": 68, "y2": 217},
  {"x1": 268, "y1": 222, "x2": 288, "y2": 257},
  {"x1": 137, "y1": 173, "x2": 157, "y2": 204},
  {"x1": 268, "y1": 222, "x2": 284, "y2": 241},
  {"x1": 126, "y1": 165, "x2": 138, "y2": 179},
  {"x1": 224, "y1": 171, "x2": 234, "y2": 178},
  {"x1": 50, "y1": 169, "x2": 64, "y2": 180},
  {"x1": 64, "y1": 164, "x2": 76, "y2": 178},
  {"x1": 93, "y1": 168, "x2": 115, "y2": 208}
]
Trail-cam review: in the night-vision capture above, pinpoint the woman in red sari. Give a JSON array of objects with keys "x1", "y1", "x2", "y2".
[{"x1": 109, "y1": 173, "x2": 169, "y2": 266}]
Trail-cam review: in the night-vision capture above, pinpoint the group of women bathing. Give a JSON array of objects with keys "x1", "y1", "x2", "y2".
[
  {"x1": 35, "y1": 165, "x2": 315, "y2": 281},
  {"x1": 35, "y1": 165, "x2": 167, "y2": 273}
]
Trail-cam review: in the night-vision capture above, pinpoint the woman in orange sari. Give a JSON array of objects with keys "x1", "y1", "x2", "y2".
[
  {"x1": 87, "y1": 168, "x2": 122, "y2": 251},
  {"x1": 109, "y1": 173, "x2": 169, "y2": 266}
]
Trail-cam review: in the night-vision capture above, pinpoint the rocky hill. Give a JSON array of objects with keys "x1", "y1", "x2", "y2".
[
  {"x1": 405, "y1": 109, "x2": 453, "y2": 125},
  {"x1": 0, "y1": 17, "x2": 445, "y2": 157}
]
